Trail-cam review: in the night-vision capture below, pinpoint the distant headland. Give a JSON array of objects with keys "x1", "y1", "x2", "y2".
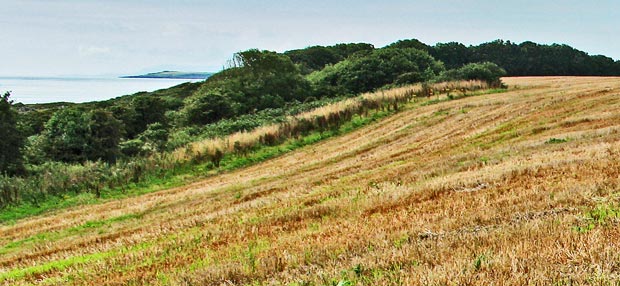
[{"x1": 120, "y1": 71, "x2": 213, "y2": 79}]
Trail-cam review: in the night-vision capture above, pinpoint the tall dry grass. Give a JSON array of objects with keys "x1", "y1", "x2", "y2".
[{"x1": 175, "y1": 80, "x2": 488, "y2": 165}]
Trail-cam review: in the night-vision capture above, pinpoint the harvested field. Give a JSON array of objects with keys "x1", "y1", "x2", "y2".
[{"x1": 2, "y1": 77, "x2": 620, "y2": 285}]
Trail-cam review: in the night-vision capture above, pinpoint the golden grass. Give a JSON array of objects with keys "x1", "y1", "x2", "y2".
[
  {"x1": 2, "y1": 77, "x2": 620, "y2": 285},
  {"x1": 173, "y1": 80, "x2": 488, "y2": 164}
]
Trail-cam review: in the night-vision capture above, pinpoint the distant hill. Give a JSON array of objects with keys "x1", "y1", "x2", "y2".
[{"x1": 121, "y1": 71, "x2": 213, "y2": 79}]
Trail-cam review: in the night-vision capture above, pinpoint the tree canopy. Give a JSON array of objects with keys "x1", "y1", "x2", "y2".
[
  {"x1": 308, "y1": 47, "x2": 445, "y2": 95},
  {"x1": 439, "y1": 62, "x2": 507, "y2": 87},
  {"x1": 180, "y1": 49, "x2": 312, "y2": 126},
  {"x1": 0, "y1": 92, "x2": 24, "y2": 175},
  {"x1": 430, "y1": 39, "x2": 620, "y2": 76},
  {"x1": 284, "y1": 43, "x2": 374, "y2": 74}
]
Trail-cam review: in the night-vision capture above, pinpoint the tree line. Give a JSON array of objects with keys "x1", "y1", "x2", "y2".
[{"x1": 288, "y1": 39, "x2": 620, "y2": 76}]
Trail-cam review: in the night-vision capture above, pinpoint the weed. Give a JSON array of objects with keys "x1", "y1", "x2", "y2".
[
  {"x1": 353, "y1": 264, "x2": 363, "y2": 277},
  {"x1": 546, "y1": 138, "x2": 568, "y2": 144},
  {"x1": 392, "y1": 233, "x2": 410, "y2": 249},
  {"x1": 473, "y1": 253, "x2": 489, "y2": 271},
  {"x1": 335, "y1": 280, "x2": 353, "y2": 286},
  {"x1": 574, "y1": 204, "x2": 620, "y2": 233}
]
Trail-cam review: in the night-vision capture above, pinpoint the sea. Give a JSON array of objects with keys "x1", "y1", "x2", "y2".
[{"x1": 0, "y1": 77, "x2": 204, "y2": 104}]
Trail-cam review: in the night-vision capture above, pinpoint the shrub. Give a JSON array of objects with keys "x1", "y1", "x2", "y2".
[{"x1": 440, "y1": 62, "x2": 507, "y2": 87}]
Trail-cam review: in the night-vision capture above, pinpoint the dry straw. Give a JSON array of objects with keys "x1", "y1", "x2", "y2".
[{"x1": 174, "y1": 80, "x2": 488, "y2": 165}]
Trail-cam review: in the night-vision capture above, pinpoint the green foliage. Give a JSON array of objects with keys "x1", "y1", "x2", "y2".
[
  {"x1": 429, "y1": 42, "x2": 472, "y2": 69},
  {"x1": 16, "y1": 107, "x2": 54, "y2": 138},
  {"x1": 285, "y1": 46, "x2": 341, "y2": 74},
  {"x1": 574, "y1": 204, "x2": 620, "y2": 233},
  {"x1": 41, "y1": 108, "x2": 91, "y2": 163},
  {"x1": 119, "y1": 138, "x2": 145, "y2": 157},
  {"x1": 285, "y1": 43, "x2": 374, "y2": 74},
  {"x1": 165, "y1": 128, "x2": 193, "y2": 151},
  {"x1": 137, "y1": 123, "x2": 169, "y2": 154},
  {"x1": 40, "y1": 108, "x2": 124, "y2": 164},
  {"x1": 473, "y1": 253, "x2": 489, "y2": 271},
  {"x1": 464, "y1": 40, "x2": 620, "y2": 76},
  {"x1": 439, "y1": 62, "x2": 507, "y2": 87},
  {"x1": 0, "y1": 92, "x2": 24, "y2": 175},
  {"x1": 22, "y1": 135, "x2": 47, "y2": 165},
  {"x1": 181, "y1": 88, "x2": 237, "y2": 125},
  {"x1": 87, "y1": 109, "x2": 122, "y2": 163},
  {"x1": 335, "y1": 280, "x2": 353, "y2": 286},
  {"x1": 189, "y1": 49, "x2": 312, "y2": 120},
  {"x1": 310, "y1": 47, "x2": 444, "y2": 95},
  {"x1": 127, "y1": 95, "x2": 168, "y2": 138},
  {"x1": 384, "y1": 38, "x2": 430, "y2": 51}
]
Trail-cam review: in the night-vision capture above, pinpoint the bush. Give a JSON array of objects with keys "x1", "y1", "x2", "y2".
[
  {"x1": 309, "y1": 47, "x2": 445, "y2": 96},
  {"x1": 440, "y1": 62, "x2": 507, "y2": 87}
]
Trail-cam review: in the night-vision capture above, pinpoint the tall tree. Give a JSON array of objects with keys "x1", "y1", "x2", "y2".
[
  {"x1": 87, "y1": 109, "x2": 122, "y2": 163},
  {"x1": 195, "y1": 49, "x2": 311, "y2": 116},
  {"x1": 430, "y1": 42, "x2": 472, "y2": 69},
  {"x1": 0, "y1": 92, "x2": 24, "y2": 175},
  {"x1": 284, "y1": 43, "x2": 374, "y2": 74},
  {"x1": 309, "y1": 47, "x2": 445, "y2": 95},
  {"x1": 41, "y1": 108, "x2": 90, "y2": 163}
]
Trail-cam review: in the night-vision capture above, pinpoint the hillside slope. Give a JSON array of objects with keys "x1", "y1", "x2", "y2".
[{"x1": 2, "y1": 77, "x2": 620, "y2": 285}]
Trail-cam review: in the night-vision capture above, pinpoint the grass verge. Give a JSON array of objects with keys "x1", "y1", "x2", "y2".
[{"x1": 0, "y1": 110, "x2": 395, "y2": 224}]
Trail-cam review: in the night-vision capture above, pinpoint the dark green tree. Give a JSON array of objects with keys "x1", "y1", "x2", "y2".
[
  {"x1": 192, "y1": 49, "x2": 311, "y2": 117},
  {"x1": 0, "y1": 92, "x2": 24, "y2": 175},
  {"x1": 119, "y1": 95, "x2": 168, "y2": 139},
  {"x1": 41, "y1": 108, "x2": 90, "y2": 163},
  {"x1": 137, "y1": 122, "x2": 169, "y2": 153},
  {"x1": 16, "y1": 108, "x2": 54, "y2": 138},
  {"x1": 182, "y1": 88, "x2": 237, "y2": 125},
  {"x1": 310, "y1": 47, "x2": 444, "y2": 95},
  {"x1": 465, "y1": 39, "x2": 620, "y2": 76},
  {"x1": 331, "y1": 43, "x2": 375, "y2": 58},
  {"x1": 284, "y1": 46, "x2": 341, "y2": 74},
  {"x1": 384, "y1": 39, "x2": 431, "y2": 52},
  {"x1": 440, "y1": 62, "x2": 507, "y2": 87},
  {"x1": 284, "y1": 43, "x2": 374, "y2": 74},
  {"x1": 430, "y1": 42, "x2": 472, "y2": 69},
  {"x1": 87, "y1": 109, "x2": 122, "y2": 163}
]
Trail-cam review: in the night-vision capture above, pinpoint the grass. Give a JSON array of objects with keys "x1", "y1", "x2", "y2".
[
  {"x1": 573, "y1": 204, "x2": 620, "y2": 233},
  {"x1": 0, "y1": 112, "x2": 392, "y2": 224},
  {"x1": 421, "y1": 88, "x2": 507, "y2": 106},
  {"x1": 0, "y1": 212, "x2": 142, "y2": 256},
  {"x1": 4, "y1": 77, "x2": 620, "y2": 285},
  {"x1": 5, "y1": 79, "x2": 469, "y2": 224},
  {"x1": 0, "y1": 250, "x2": 114, "y2": 283}
]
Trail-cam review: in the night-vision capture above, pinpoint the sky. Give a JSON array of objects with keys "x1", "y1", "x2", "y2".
[{"x1": 1, "y1": 0, "x2": 619, "y2": 77}]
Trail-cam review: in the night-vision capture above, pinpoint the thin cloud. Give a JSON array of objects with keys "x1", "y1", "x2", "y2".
[
  {"x1": 1, "y1": 1, "x2": 618, "y2": 76},
  {"x1": 78, "y1": 45, "x2": 112, "y2": 58}
]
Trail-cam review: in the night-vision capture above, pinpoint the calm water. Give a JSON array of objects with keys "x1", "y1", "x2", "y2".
[{"x1": 0, "y1": 77, "x2": 203, "y2": 104}]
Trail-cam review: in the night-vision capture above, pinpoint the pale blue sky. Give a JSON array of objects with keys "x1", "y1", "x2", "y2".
[{"x1": 1, "y1": 0, "x2": 619, "y2": 77}]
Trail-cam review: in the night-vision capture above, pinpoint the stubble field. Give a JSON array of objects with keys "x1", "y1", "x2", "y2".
[{"x1": 2, "y1": 77, "x2": 620, "y2": 285}]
